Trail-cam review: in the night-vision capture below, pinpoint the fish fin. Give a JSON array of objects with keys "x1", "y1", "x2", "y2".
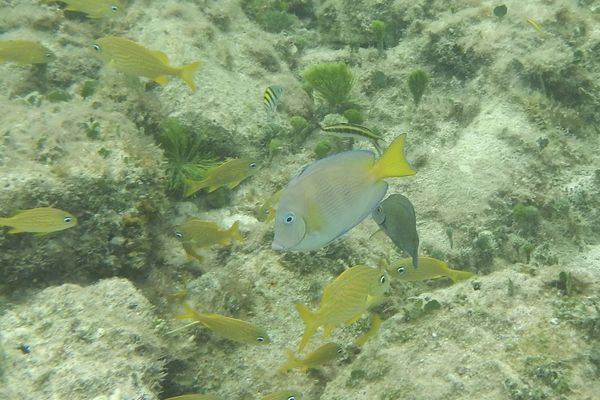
[
  {"x1": 182, "y1": 242, "x2": 203, "y2": 261},
  {"x1": 7, "y1": 227, "x2": 25, "y2": 234},
  {"x1": 295, "y1": 303, "x2": 318, "y2": 353},
  {"x1": 370, "y1": 134, "x2": 416, "y2": 179},
  {"x1": 369, "y1": 229, "x2": 385, "y2": 240},
  {"x1": 227, "y1": 179, "x2": 242, "y2": 190},
  {"x1": 228, "y1": 221, "x2": 243, "y2": 242},
  {"x1": 448, "y1": 269, "x2": 475, "y2": 283},
  {"x1": 278, "y1": 349, "x2": 300, "y2": 372},
  {"x1": 150, "y1": 49, "x2": 170, "y2": 64},
  {"x1": 153, "y1": 75, "x2": 169, "y2": 86},
  {"x1": 207, "y1": 185, "x2": 221, "y2": 193},
  {"x1": 178, "y1": 61, "x2": 201, "y2": 92},
  {"x1": 0, "y1": 217, "x2": 8, "y2": 226},
  {"x1": 183, "y1": 178, "x2": 209, "y2": 197},
  {"x1": 64, "y1": 5, "x2": 78, "y2": 11},
  {"x1": 323, "y1": 324, "x2": 334, "y2": 337}
]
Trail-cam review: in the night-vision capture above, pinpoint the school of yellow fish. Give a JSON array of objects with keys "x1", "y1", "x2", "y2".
[{"x1": 0, "y1": 1, "x2": 479, "y2": 399}]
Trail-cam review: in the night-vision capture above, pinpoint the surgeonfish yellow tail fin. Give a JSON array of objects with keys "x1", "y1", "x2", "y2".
[
  {"x1": 295, "y1": 303, "x2": 318, "y2": 353},
  {"x1": 370, "y1": 134, "x2": 416, "y2": 179},
  {"x1": 448, "y1": 269, "x2": 475, "y2": 284},
  {"x1": 278, "y1": 349, "x2": 300, "y2": 372},
  {"x1": 228, "y1": 221, "x2": 243, "y2": 242},
  {"x1": 179, "y1": 61, "x2": 201, "y2": 92}
]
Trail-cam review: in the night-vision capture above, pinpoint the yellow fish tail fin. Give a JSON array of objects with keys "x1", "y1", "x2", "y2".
[
  {"x1": 183, "y1": 177, "x2": 209, "y2": 197},
  {"x1": 448, "y1": 269, "x2": 475, "y2": 283},
  {"x1": 228, "y1": 221, "x2": 243, "y2": 242},
  {"x1": 179, "y1": 61, "x2": 201, "y2": 92},
  {"x1": 174, "y1": 303, "x2": 202, "y2": 321},
  {"x1": 295, "y1": 303, "x2": 318, "y2": 352},
  {"x1": 278, "y1": 349, "x2": 300, "y2": 372},
  {"x1": 370, "y1": 134, "x2": 416, "y2": 179}
]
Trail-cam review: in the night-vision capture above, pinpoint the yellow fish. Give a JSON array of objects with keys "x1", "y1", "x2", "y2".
[
  {"x1": 295, "y1": 265, "x2": 388, "y2": 352},
  {"x1": 261, "y1": 390, "x2": 303, "y2": 400},
  {"x1": 175, "y1": 303, "x2": 271, "y2": 345},
  {"x1": 526, "y1": 18, "x2": 544, "y2": 35},
  {"x1": 279, "y1": 342, "x2": 341, "y2": 372},
  {"x1": 184, "y1": 159, "x2": 258, "y2": 196},
  {"x1": 353, "y1": 313, "x2": 381, "y2": 346},
  {"x1": 164, "y1": 394, "x2": 220, "y2": 400},
  {"x1": 59, "y1": 0, "x2": 124, "y2": 19},
  {"x1": 93, "y1": 36, "x2": 200, "y2": 92},
  {"x1": 0, "y1": 40, "x2": 55, "y2": 64},
  {"x1": 388, "y1": 256, "x2": 474, "y2": 283},
  {"x1": 175, "y1": 219, "x2": 242, "y2": 261},
  {"x1": 256, "y1": 189, "x2": 283, "y2": 223},
  {"x1": 0, "y1": 207, "x2": 77, "y2": 234}
]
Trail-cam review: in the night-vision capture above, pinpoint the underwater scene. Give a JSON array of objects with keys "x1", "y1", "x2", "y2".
[{"x1": 1, "y1": 0, "x2": 600, "y2": 399}]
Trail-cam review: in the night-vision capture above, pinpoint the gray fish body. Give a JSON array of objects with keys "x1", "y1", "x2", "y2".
[{"x1": 372, "y1": 194, "x2": 419, "y2": 268}]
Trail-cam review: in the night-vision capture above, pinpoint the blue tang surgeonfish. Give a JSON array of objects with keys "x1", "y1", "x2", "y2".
[{"x1": 272, "y1": 134, "x2": 415, "y2": 251}]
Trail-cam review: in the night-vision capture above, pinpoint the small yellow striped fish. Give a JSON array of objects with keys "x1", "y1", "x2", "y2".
[
  {"x1": 184, "y1": 158, "x2": 258, "y2": 196},
  {"x1": 59, "y1": 0, "x2": 124, "y2": 19},
  {"x1": 261, "y1": 390, "x2": 303, "y2": 400},
  {"x1": 93, "y1": 36, "x2": 201, "y2": 92},
  {"x1": 264, "y1": 85, "x2": 284, "y2": 112},
  {"x1": 279, "y1": 342, "x2": 341, "y2": 372},
  {"x1": 0, "y1": 40, "x2": 55, "y2": 64},
  {"x1": 526, "y1": 18, "x2": 544, "y2": 35},
  {"x1": 164, "y1": 394, "x2": 221, "y2": 400},
  {"x1": 295, "y1": 265, "x2": 388, "y2": 352},
  {"x1": 0, "y1": 207, "x2": 77, "y2": 234},
  {"x1": 175, "y1": 303, "x2": 271, "y2": 345},
  {"x1": 175, "y1": 219, "x2": 242, "y2": 261},
  {"x1": 353, "y1": 313, "x2": 381, "y2": 346},
  {"x1": 256, "y1": 189, "x2": 283, "y2": 223},
  {"x1": 319, "y1": 123, "x2": 385, "y2": 155},
  {"x1": 388, "y1": 256, "x2": 474, "y2": 283}
]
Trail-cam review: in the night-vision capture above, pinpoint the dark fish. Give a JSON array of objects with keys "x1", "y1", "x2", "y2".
[
  {"x1": 264, "y1": 84, "x2": 284, "y2": 112},
  {"x1": 371, "y1": 194, "x2": 419, "y2": 268}
]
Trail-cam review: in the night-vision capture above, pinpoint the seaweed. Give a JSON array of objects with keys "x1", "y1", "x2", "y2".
[
  {"x1": 370, "y1": 20, "x2": 386, "y2": 56},
  {"x1": 156, "y1": 118, "x2": 219, "y2": 196},
  {"x1": 407, "y1": 69, "x2": 428, "y2": 106},
  {"x1": 302, "y1": 62, "x2": 355, "y2": 111}
]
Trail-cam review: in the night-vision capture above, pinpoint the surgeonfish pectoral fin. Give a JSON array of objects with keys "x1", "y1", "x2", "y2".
[
  {"x1": 295, "y1": 303, "x2": 318, "y2": 353},
  {"x1": 153, "y1": 75, "x2": 169, "y2": 86},
  {"x1": 179, "y1": 61, "x2": 200, "y2": 92},
  {"x1": 370, "y1": 134, "x2": 416, "y2": 179}
]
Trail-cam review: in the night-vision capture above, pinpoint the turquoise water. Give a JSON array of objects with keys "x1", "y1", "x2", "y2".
[{"x1": 0, "y1": 1, "x2": 599, "y2": 399}]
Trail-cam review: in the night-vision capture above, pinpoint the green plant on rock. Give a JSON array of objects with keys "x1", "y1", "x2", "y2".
[
  {"x1": 408, "y1": 69, "x2": 428, "y2": 106},
  {"x1": 302, "y1": 62, "x2": 355, "y2": 111},
  {"x1": 156, "y1": 117, "x2": 219, "y2": 196},
  {"x1": 371, "y1": 19, "x2": 386, "y2": 55}
]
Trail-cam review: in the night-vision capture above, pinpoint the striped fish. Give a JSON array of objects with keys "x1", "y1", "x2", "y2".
[
  {"x1": 261, "y1": 390, "x2": 302, "y2": 400},
  {"x1": 93, "y1": 36, "x2": 201, "y2": 92},
  {"x1": 264, "y1": 84, "x2": 284, "y2": 112},
  {"x1": 0, "y1": 40, "x2": 55, "y2": 64},
  {"x1": 295, "y1": 265, "x2": 388, "y2": 352},
  {"x1": 60, "y1": 0, "x2": 124, "y2": 19},
  {"x1": 319, "y1": 122, "x2": 385, "y2": 154},
  {"x1": 174, "y1": 303, "x2": 271, "y2": 345}
]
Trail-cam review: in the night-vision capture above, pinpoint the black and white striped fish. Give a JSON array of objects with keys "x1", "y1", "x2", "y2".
[{"x1": 263, "y1": 84, "x2": 284, "y2": 112}]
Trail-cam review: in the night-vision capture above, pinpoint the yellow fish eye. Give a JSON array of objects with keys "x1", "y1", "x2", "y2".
[
  {"x1": 287, "y1": 397, "x2": 296, "y2": 400},
  {"x1": 92, "y1": 44, "x2": 101, "y2": 52},
  {"x1": 111, "y1": 5, "x2": 118, "y2": 12},
  {"x1": 63, "y1": 216, "x2": 72, "y2": 223},
  {"x1": 256, "y1": 336, "x2": 265, "y2": 342},
  {"x1": 397, "y1": 267, "x2": 405, "y2": 274},
  {"x1": 175, "y1": 231, "x2": 183, "y2": 239},
  {"x1": 379, "y1": 275, "x2": 386, "y2": 284},
  {"x1": 376, "y1": 205, "x2": 383, "y2": 213},
  {"x1": 283, "y1": 212, "x2": 295, "y2": 224},
  {"x1": 249, "y1": 162, "x2": 257, "y2": 168}
]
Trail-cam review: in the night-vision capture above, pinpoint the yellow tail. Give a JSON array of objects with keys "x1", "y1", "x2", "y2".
[
  {"x1": 183, "y1": 177, "x2": 209, "y2": 197},
  {"x1": 448, "y1": 269, "x2": 475, "y2": 283},
  {"x1": 278, "y1": 349, "x2": 301, "y2": 372},
  {"x1": 370, "y1": 134, "x2": 416, "y2": 179},
  {"x1": 179, "y1": 61, "x2": 201, "y2": 92},
  {"x1": 295, "y1": 303, "x2": 318, "y2": 353},
  {"x1": 228, "y1": 221, "x2": 243, "y2": 242}
]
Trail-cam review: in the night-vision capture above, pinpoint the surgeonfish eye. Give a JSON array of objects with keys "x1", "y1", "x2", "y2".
[
  {"x1": 397, "y1": 267, "x2": 406, "y2": 274},
  {"x1": 92, "y1": 44, "x2": 101, "y2": 52},
  {"x1": 63, "y1": 216, "x2": 72, "y2": 224},
  {"x1": 379, "y1": 275, "x2": 386, "y2": 284},
  {"x1": 283, "y1": 212, "x2": 295, "y2": 224},
  {"x1": 256, "y1": 336, "x2": 265, "y2": 342},
  {"x1": 376, "y1": 206, "x2": 383, "y2": 213},
  {"x1": 249, "y1": 162, "x2": 257, "y2": 168},
  {"x1": 111, "y1": 5, "x2": 118, "y2": 12},
  {"x1": 175, "y1": 231, "x2": 183, "y2": 239}
]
